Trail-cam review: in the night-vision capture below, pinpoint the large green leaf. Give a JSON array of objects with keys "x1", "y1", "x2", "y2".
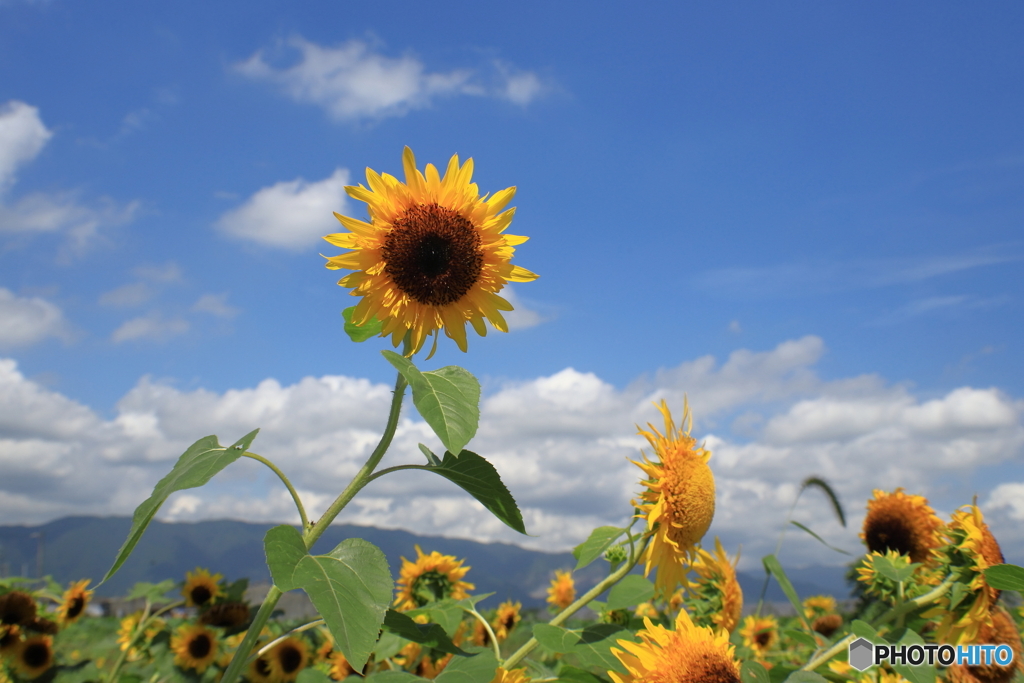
[
  {"x1": 297, "y1": 670, "x2": 333, "y2": 683},
  {"x1": 342, "y1": 307, "x2": 384, "y2": 342},
  {"x1": 984, "y1": 563, "x2": 1024, "y2": 591},
  {"x1": 100, "y1": 429, "x2": 259, "y2": 585},
  {"x1": 383, "y1": 609, "x2": 467, "y2": 655},
  {"x1": 532, "y1": 624, "x2": 630, "y2": 673},
  {"x1": 367, "y1": 673, "x2": 424, "y2": 683},
  {"x1": 890, "y1": 629, "x2": 935, "y2": 683},
  {"x1": 604, "y1": 575, "x2": 654, "y2": 611},
  {"x1": 434, "y1": 649, "x2": 498, "y2": 683},
  {"x1": 573, "y1": 527, "x2": 625, "y2": 571},
  {"x1": 420, "y1": 448, "x2": 525, "y2": 534},
  {"x1": 265, "y1": 525, "x2": 309, "y2": 591},
  {"x1": 871, "y1": 554, "x2": 919, "y2": 583},
  {"x1": 382, "y1": 351, "x2": 480, "y2": 456},
  {"x1": 293, "y1": 538, "x2": 393, "y2": 672},
  {"x1": 741, "y1": 661, "x2": 771, "y2": 683},
  {"x1": 782, "y1": 629, "x2": 818, "y2": 649}
]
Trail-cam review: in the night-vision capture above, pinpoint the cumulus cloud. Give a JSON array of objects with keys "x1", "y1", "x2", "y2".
[
  {"x1": 192, "y1": 293, "x2": 240, "y2": 318},
  {"x1": 0, "y1": 288, "x2": 70, "y2": 347},
  {"x1": 111, "y1": 314, "x2": 189, "y2": 343},
  {"x1": 0, "y1": 100, "x2": 138, "y2": 253},
  {"x1": 234, "y1": 36, "x2": 547, "y2": 122},
  {"x1": 216, "y1": 169, "x2": 350, "y2": 250},
  {"x1": 2, "y1": 337, "x2": 1021, "y2": 568}
]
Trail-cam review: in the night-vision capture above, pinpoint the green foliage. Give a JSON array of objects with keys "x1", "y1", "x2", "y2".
[
  {"x1": 572, "y1": 527, "x2": 625, "y2": 571},
  {"x1": 434, "y1": 649, "x2": 499, "y2": 683},
  {"x1": 419, "y1": 447, "x2": 526, "y2": 534},
  {"x1": 533, "y1": 623, "x2": 631, "y2": 672},
  {"x1": 343, "y1": 306, "x2": 384, "y2": 342},
  {"x1": 741, "y1": 661, "x2": 771, "y2": 683},
  {"x1": 604, "y1": 575, "x2": 654, "y2": 611},
  {"x1": 382, "y1": 351, "x2": 481, "y2": 456},
  {"x1": 383, "y1": 609, "x2": 467, "y2": 655},
  {"x1": 984, "y1": 562, "x2": 1024, "y2": 592},
  {"x1": 761, "y1": 555, "x2": 811, "y2": 631},
  {"x1": 101, "y1": 429, "x2": 260, "y2": 585},
  {"x1": 789, "y1": 521, "x2": 851, "y2": 555}
]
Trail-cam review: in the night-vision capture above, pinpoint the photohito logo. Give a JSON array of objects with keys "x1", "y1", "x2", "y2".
[{"x1": 847, "y1": 638, "x2": 1016, "y2": 671}]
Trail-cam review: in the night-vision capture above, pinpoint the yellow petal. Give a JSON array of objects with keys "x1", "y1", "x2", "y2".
[
  {"x1": 486, "y1": 186, "x2": 516, "y2": 213},
  {"x1": 322, "y1": 232, "x2": 360, "y2": 248},
  {"x1": 508, "y1": 265, "x2": 539, "y2": 282}
]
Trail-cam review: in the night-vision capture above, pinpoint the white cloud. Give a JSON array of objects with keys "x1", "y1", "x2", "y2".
[
  {"x1": 0, "y1": 288, "x2": 70, "y2": 347},
  {"x1": 216, "y1": 169, "x2": 350, "y2": 250},
  {"x1": 192, "y1": 293, "x2": 240, "y2": 318},
  {"x1": 235, "y1": 36, "x2": 546, "y2": 121},
  {"x1": 134, "y1": 261, "x2": 182, "y2": 283},
  {"x1": 0, "y1": 101, "x2": 51, "y2": 192},
  {"x1": 499, "y1": 286, "x2": 544, "y2": 331},
  {"x1": 111, "y1": 314, "x2": 189, "y2": 343},
  {"x1": 1, "y1": 337, "x2": 1022, "y2": 569},
  {"x1": 99, "y1": 282, "x2": 153, "y2": 307}
]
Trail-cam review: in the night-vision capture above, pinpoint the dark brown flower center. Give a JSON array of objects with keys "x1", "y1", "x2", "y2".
[
  {"x1": 256, "y1": 656, "x2": 272, "y2": 676},
  {"x1": 693, "y1": 653, "x2": 741, "y2": 683},
  {"x1": 22, "y1": 641, "x2": 50, "y2": 668},
  {"x1": 864, "y1": 513, "x2": 916, "y2": 559},
  {"x1": 0, "y1": 592, "x2": 36, "y2": 625},
  {"x1": 188, "y1": 632, "x2": 212, "y2": 659},
  {"x1": 754, "y1": 631, "x2": 772, "y2": 647},
  {"x1": 190, "y1": 585, "x2": 213, "y2": 606},
  {"x1": 66, "y1": 596, "x2": 85, "y2": 619},
  {"x1": 278, "y1": 644, "x2": 303, "y2": 673},
  {"x1": 382, "y1": 203, "x2": 483, "y2": 306}
]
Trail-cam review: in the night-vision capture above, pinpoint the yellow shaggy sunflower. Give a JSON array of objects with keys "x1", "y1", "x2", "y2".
[
  {"x1": 491, "y1": 668, "x2": 531, "y2": 683},
  {"x1": 547, "y1": 570, "x2": 576, "y2": 610},
  {"x1": 861, "y1": 488, "x2": 944, "y2": 564},
  {"x1": 58, "y1": 579, "x2": 93, "y2": 625},
  {"x1": 492, "y1": 600, "x2": 522, "y2": 641},
  {"x1": 632, "y1": 398, "x2": 715, "y2": 598},
  {"x1": 268, "y1": 636, "x2": 310, "y2": 683},
  {"x1": 324, "y1": 147, "x2": 539, "y2": 355},
  {"x1": 13, "y1": 635, "x2": 53, "y2": 680},
  {"x1": 686, "y1": 537, "x2": 743, "y2": 633},
  {"x1": 946, "y1": 607, "x2": 1023, "y2": 683},
  {"x1": 395, "y1": 545, "x2": 475, "y2": 611},
  {"x1": 609, "y1": 609, "x2": 740, "y2": 683},
  {"x1": 739, "y1": 614, "x2": 778, "y2": 655},
  {"x1": 170, "y1": 623, "x2": 219, "y2": 674},
  {"x1": 802, "y1": 595, "x2": 836, "y2": 619},
  {"x1": 182, "y1": 567, "x2": 223, "y2": 607}
]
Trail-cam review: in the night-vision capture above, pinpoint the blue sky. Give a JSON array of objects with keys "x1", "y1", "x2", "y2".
[{"x1": 1, "y1": 1, "x2": 1022, "y2": 570}]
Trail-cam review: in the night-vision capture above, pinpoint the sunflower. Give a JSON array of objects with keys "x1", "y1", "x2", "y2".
[
  {"x1": 634, "y1": 603, "x2": 659, "y2": 619},
  {"x1": 248, "y1": 654, "x2": 277, "y2": 683},
  {"x1": 0, "y1": 624, "x2": 21, "y2": 656},
  {"x1": 329, "y1": 650, "x2": 355, "y2": 680},
  {"x1": 802, "y1": 595, "x2": 836, "y2": 619},
  {"x1": 686, "y1": 537, "x2": 743, "y2": 633},
  {"x1": 812, "y1": 613, "x2": 843, "y2": 638},
  {"x1": 609, "y1": 609, "x2": 740, "y2": 683},
  {"x1": 170, "y1": 623, "x2": 219, "y2": 674},
  {"x1": 491, "y1": 668, "x2": 531, "y2": 683},
  {"x1": 182, "y1": 567, "x2": 223, "y2": 607},
  {"x1": 22, "y1": 617, "x2": 57, "y2": 635},
  {"x1": 632, "y1": 399, "x2": 715, "y2": 598},
  {"x1": 199, "y1": 601, "x2": 250, "y2": 629},
  {"x1": 12, "y1": 635, "x2": 52, "y2": 680},
  {"x1": 492, "y1": 600, "x2": 522, "y2": 641},
  {"x1": 418, "y1": 652, "x2": 455, "y2": 679},
  {"x1": 267, "y1": 636, "x2": 310, "y2": 682},
  {"x1": 58, "y1": 579, "x2": 93, "y2": 625},
  {"x1": 739, "y1": 615, "x2": 778, "y2": 655},
  {"x1": 547, "y1": 570, "x2": 576, "y2": 610},
  {"x1": 946, "y1": 607, "x2": 1023, "y2": 683},
  {"x1": 0, "y1": 591, "x2": 36, "y2": 625},
  {"x1": 395, "y1": 545, "x2": 475, "y2": 611},
  {"x1": 861, "y1": 488, "x2": 944, "y2": 564},
  {"x1": 471, "y1": 618, "x2": 492, "y2": 648},
  {"x1": 323, "y1": 147, "x2": 539, "y2": 356}
]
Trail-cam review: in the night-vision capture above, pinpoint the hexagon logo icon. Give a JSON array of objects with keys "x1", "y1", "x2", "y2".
[{"x1": 848, "y1": 637, "x2": 874, "y2": 671}]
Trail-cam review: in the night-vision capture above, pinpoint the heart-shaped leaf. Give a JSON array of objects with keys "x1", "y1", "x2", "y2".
[
  {"x1": 434, "y1": 649, "x2": 498, "y2": 683},
  {"x1": 605, "y1": 575, "x2": 654, "y2": 611},
  {"x1": 265, "y1": 525, "x2": 308, "y2": 591},
  {"x1": 421, "y1": 448, "x2": 525, "y2": 534}
]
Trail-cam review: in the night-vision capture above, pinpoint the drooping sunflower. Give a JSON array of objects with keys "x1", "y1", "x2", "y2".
[
  {"x1": 199, "y1": 601, "x2": 250, "y2": 629},
  {"x1": 812, "y1": 613, "x2": 843, "y2": 638},
  {"x1": 547, "y1": 570, "x2": 576, "y2": 610},
  {"x1": 609, "y1": 609, "x2": 740, "y2": 683},
  {"x1": 328, "y1": 650, "x2": 355, "y2": 680},
  {"x1": 491, "y1": 668, "x2": 531, "y2": 683},
  {"x1": 182, "y1": 567, "x2": 223, "y2": 607},
  {"x1": 324, "y1": 147, "x2": 539, "y2": 356},
  {"x1": 170, "y1": 623, "x2": 219, "y2": 674},
  {"x1": 394, "y1": 545, "x2": 475, "y2": 611},
  {"x1": 13, "y1": 635, "x2": 52, "y2": 680},
  {"x1": 632, "y1": 398, "x2": 715, "y2": 598},
  {"x1": 492, "y1": 600, "x2": 522, "y2": 641},
  {"x1": 860, "y1": 488, "x2": 944, "y2": 564},
  {"x1": 471, "y1": 618, "x2": 493, "y2": 648},
  {"x1": 739, "y1": 615, "x2": 779, "y2": 655},
  {"x1": 801, "y1": 595, "x2": 836, "y2": 619},
  {"x1": 268, "y1": 636, "x2": 310, "y2": 683},
  {"x1": 685, "y1": 536, "x2": 743, "y2": 633},
  {"x1": 58, "y1": 579, "x2": 93, "y2": 625},
  {"x1": 946, "y1": 607, "x2": 1023, "y2": 683},
  {"x1": 0, "y1": 590, "x2": 37, "y2": 625}
]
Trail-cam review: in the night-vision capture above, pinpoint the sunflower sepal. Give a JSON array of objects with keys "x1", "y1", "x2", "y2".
[
  {"x1": 381, "y1": 351, "x2": 480, "y2": 457},
  {"x1": 342, "y1": 306, "x2": 384, "y2": 342},
  {"x1": 101, "y1": 428, "x2": 261, "y2": 587}
]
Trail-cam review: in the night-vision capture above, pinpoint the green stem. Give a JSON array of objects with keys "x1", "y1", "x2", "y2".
[
  {"x1": 243, "y1": 452, "x2": 309, "y2": 530},
  {"x1": 221, "y1": 336, "x2": 412, "y2": 683},
  {"x1": 365, "y1": 464, "x2": 432, "y2": 484},
  {"x1": 466, "y1": 607, "x2": 502, "y2": 661},
  {"x1": 105, "y1": 598, "x2": 153, "y2": 683},
  {"x1": 801, "y1": 575, "x2": 955, "y2": 671},
  {"x1": 502, "y1": 535, "x2": 650, "y2": 670},
  {"x1": 257, "y1": 618, "x2": 326, "y2": 657}
]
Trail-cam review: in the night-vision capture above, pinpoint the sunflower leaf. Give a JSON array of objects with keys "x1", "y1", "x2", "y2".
[
  {"x1": 423, "y1": 450, "x2": 526, "y2": 534},
  {"x1": 984, "y1": 563, "x2": 1024, "y2": 591},
  {"x1": 297, "y1": 670, "x2": 333, "y2": 683},
  {"x1": 789, "y1": 521, "x2": 852, "y2": 555},
  {"x1": 558, "y1": 666, "x2": 612, "y2": 683},
  {"x1": 434, "y1": 648, "x2": 498, "y2": 683},
  {"x1": 783, "y1": 673, "x2": 828, "y2": 683},
  {"x1": 890, "y1": 629, "x2": 936, "y2": 683},
  {"x1": 342, "y1": 307, "x2": 384, "y2": 342},
  {"x1": 383, "y1": 609, "x2": 467, "y2": 655},
  {"x1": 382, "y1": 352, "x2": 480, "y2": 456},
  {"x1": 532, "y1": 624, "x2": 630, "y2": 672},
  {"x1": 264, "y1": 525, "x2": 308, "y2": 592},
  {"x1": 573, "y1": 526, "x2": 625, "y2": 570},
  {"x1": 741, "y1": 661, "x2": 771, "y2": 683},
  {"x1": 291, "y1": 538, "x2": 393, "y2": 672},
  {"x1": 604, "y1": 575, "x2": 655, "y2": 610},
  {"x1": 100, "y1": 429, "x2": 260, "y2": 586}
]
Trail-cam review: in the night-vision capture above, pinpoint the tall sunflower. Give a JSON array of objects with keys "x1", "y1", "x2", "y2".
[
  {"x1": 860, "y1": 488, "x2": 944, "y2": 564},
  {"x1": 609, "y1": 609, "x2": 740, "y2": 683},
  {"x1": 58, "y1": 579, "x2": 93, "y2": 625},
  {"x1": 13, "y1": 635, "x2": 52, "y2": 680},
  {"x1": 685, "y1": 537, "x2": 743, "y2": 633},
  {"x1": 324, "y1": 147, "x2": 539, "y2": 355},
  {"x1": 394, "y1": 545, "x2": 475, "y2": 611},
  {"x1": 170, "y1": 623, "x2": 219, "y2": 674},
  {"x1": 182, "y1": 567, "x2": 223, "y2": 607},
  {"x1": 268, "y1": 636, "x2": 310, "y2": 683},
  {"x1": 632, "y1": 399, "x2": 715, "y2": 598},
  {"x1": 547, "y1": 570, "x2": 576, "y2": 610}
]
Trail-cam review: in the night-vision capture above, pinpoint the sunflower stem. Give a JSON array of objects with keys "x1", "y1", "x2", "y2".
[
  {"x1": 105, "y1": 597, "x2": 153, "y2": 683},
  {"x1": 220, "y1": 335, "x2": 412, "y2": 683},
  {"x1": 242, "y1": 451, "x2": 309, "y2": 530},
  {"x1": 501, "y1": 536, "x2": 650, "y2": 670},
  {"x1": 466, "y1": 606, "x2": 502, "y2": 661},
  {"x1": 256, "y1": 618, "x2": 325, "y2": 658}
]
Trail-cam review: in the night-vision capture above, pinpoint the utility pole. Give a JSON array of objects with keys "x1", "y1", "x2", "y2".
[{"x1": 29, "y1": 532, "x2": 44, "y2": 579}]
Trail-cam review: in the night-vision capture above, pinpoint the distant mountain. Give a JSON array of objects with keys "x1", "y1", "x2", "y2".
[{"x1": 0, "y1": 517, "x2": 854, "y2": 609}]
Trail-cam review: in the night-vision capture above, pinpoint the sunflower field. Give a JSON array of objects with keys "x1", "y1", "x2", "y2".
[{"x1": 2, "y1": 148, "x2": 1023, "y2": 683}]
